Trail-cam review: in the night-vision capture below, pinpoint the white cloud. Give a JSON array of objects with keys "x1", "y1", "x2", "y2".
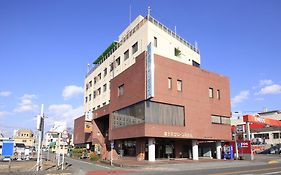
[
  {"x1": 259, "y1": 79, "x2": 273, "y2": 86},
  {"x1": 14, "y1": 94, "x2": 38, "y2": 113},
  {"x1": 231, "y1": 90, "x2": 250, "y2": 106},
  {"x1": 62, "y1": 85, "x2": 84, "y2": 100},
  {"x1": 256, "y1": 84, "x2": 281, "y2": 95},
  {"x1": 0, "y1": 111, "x2": 10, "y2": 118},
  {"x1": 48, "y1": 104, "x2": 83, "y2": 126},
  {"x1": 255, "y1": 97, "x2": 264, "y2": 101},
  {"x1": 0, "y1": 91, "x2": 12, "y2": 97}
]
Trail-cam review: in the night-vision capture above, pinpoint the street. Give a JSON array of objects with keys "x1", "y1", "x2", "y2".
[{"x1": 1, "y1": 154, "x2": 281, "y2": 175}]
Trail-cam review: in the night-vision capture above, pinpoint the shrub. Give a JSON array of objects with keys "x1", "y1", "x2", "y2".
[
  {"x1": 89, "y1": 151, "x2": 100, "y2": 161},
  {"x1": 72, "y1": 148, "x2": 83, "y2": 158}
]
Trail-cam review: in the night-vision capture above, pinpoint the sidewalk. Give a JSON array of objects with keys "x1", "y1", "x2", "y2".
[{"x1": 100, "y1": 155, "x2": 281, "y2": 171}]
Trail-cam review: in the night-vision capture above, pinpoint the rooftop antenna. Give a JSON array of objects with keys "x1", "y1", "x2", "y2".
[
  {"x1": 87, "y1": 63, "x2": 90, "y2": 73},
  {"x1": 148, "y1": 6, "x2": 151, "y2": 18},
  {"x1": 174, "y1": 26, "x2": 177, "y2": 35},
  {"x1": 195, "y1": 41, "x2": 198, "y2": 50},
  {"x1": 129, "y1": 5, "x2": 132, "y2": 24}
]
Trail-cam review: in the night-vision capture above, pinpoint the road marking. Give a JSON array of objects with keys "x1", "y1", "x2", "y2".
[
  {"x1": 264, "y1": 171, "x2": 281, "y2": 175},
  {"x1": 94, "y1": 163, "x2": 111, "y2": 169},
  {"x1": 208, "y1": 167, "x2": 281, "y2": 175},
  {"x1": 268, "y1": 160, "x2": 279, "y2": 164}
]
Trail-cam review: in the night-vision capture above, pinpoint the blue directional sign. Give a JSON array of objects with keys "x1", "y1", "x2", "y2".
[{"x1": 2, "y1": 140, "x2": 14, "y2": 157}]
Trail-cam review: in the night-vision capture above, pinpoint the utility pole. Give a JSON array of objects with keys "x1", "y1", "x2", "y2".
[{"x1": 36, "y1": 104, "x2": 44, "y2": 171}]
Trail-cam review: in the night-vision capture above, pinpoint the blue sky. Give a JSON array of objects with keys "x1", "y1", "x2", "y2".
[{"x1": 0, "y1": 0, "x2": 281, "y2": 137}]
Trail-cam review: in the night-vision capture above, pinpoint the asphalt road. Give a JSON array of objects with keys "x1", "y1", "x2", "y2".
[
  {"x1": 64, "y1": 156, "x2": 113, "y2": 174},
  {"x1": 42, "y1": 153, "x2": 281, "y2": 175},
  {"x1": 126, "y1": 163, "x2": 281, "y2": 175}
]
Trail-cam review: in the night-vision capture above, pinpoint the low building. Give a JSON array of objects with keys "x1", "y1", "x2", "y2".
[
  {"x1": 0, "y1": 133, "x2": 10, "y2": 156},
  {"x1": 231, "y1": 110, "x2": 281, "y2": 152},
  {"x1": 13, "y1": 129, "x2": 35, "y2": 148}
]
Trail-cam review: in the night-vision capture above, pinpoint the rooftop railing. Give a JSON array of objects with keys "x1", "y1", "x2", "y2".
[{"x1": 86, "y1": 15, "x2": 199, "y2": 78}]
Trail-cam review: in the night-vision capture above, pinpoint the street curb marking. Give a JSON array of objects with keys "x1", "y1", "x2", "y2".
[{"x1": 268, "y1": 160, "x2": 279, "y2": 164}]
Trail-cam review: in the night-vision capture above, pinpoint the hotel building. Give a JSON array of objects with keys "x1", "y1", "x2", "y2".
[{"x1": 74, "y1": 14, "x2": 231, "y2": 161}]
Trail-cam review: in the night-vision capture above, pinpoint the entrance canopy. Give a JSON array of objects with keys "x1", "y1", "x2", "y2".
[{"x1": 243, "y1": 115, "x2": 281, "y2": 127}]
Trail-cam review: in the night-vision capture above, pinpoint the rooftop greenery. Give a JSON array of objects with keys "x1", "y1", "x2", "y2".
[{"x1": 93, "y1": 41, "x2": 118, "y2": 64}]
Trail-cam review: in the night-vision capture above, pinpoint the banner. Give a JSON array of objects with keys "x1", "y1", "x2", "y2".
[{"x1": 146, "y1": 42, "x2": 154, "y2": 99}]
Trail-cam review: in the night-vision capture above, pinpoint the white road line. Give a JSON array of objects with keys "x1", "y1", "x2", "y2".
[
  {"x1": 263, "y1": 171, "x2": 281, "y2": 175},
  {"x1": 94, "y1": 164, "x2": 111, "y2": 169}
]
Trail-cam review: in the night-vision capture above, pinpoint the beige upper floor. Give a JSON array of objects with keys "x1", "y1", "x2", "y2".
[{"x1": 84, "y1": 15, "x2": 201, "y2": 114}]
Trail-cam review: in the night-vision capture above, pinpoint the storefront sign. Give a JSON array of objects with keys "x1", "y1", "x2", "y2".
[
  {"x1": 164, "y1": 131, "x2": 193, "y2": 138},
  {"x1": 84, "y1": 121, "x2": 92, "y2": 133},
  {"x1": 146, "y1": 42, "x2": 154, "y2": 99},
  {"x1": 2, "y1": 140, "x2": 14, "y2": 157},
  {"x1": 243, "y1": 115, "x2": 281, "y2": 126}
]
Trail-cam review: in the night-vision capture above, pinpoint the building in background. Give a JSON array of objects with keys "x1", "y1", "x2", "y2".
[
  {"x1": 43, "y1": 122, "x2": 73, "y2": 154},
  {"x1": 74, "y1": 14, "x2": 231, "y2": 161},
  {"x1": 231, "y1": 110, "x2": 281, "y2": 153},
  {"x1": 0, "y1": 132, "x2": 10, "y2": 156},
  {"x1": 13, "y1": 129, "x2": 35, "y2": 148}
]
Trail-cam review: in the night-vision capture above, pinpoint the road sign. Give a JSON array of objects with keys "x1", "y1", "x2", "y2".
[
  {"x1": 2, "y1": 140, "x2": 14, "y2": 157},
  {"x1": 61, "y1": 130, "x2": 69, "y2": 139}
]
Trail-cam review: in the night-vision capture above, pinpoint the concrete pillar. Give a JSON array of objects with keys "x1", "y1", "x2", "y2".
[
  {"x1": 216, "y1": 141, "x2": 222, "y2": 160},
  {"x1": 192, "y1": 140, "x2": 198, "y2": 160},
  {"x1": 148, "y1": 138, "x2": 155, "y2": 161}
]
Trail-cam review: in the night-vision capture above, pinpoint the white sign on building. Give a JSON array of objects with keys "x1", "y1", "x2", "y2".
[
  {"x1": 146, "y1": 42, "x2": 154, "y2": 99},
  {"x1": 85, "y1": 110, "x2": 93, "y2": 121}
]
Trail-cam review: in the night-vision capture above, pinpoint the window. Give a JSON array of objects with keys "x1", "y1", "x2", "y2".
[
  {"x1": 192, "y1": 60, "x2": 200, "y2": 68},
  {"x1": 177, "y1": 80, "x2": 182, "y2": 92},
  {"x1": 94, "y1": 77, "x2": 97, "y2": 84},
  {"x1": 132, "y1": 42, "x2": 138, "y2": 54},
  {"x1": 89, "y1": 81, "x2": 92, "y2": 87},
  {"x1": 124, "y1": 49, "x2": 129, "y2": 60},
  {"x1": 110, "y1": 63, "x2": 114, "y2": 72},
  {"x1": 85, "y1": 97, "x2": 88, "y2": 103},
  {"x1": 154, "y1": 37, "x2": 157, "y2": 47},
  {"x1": 209, "y1": 88, "x2": 214, "y2": 98},
  {"x1": 175, "y1": 48, "x2": 181, "y2": 57},
  {"x1": 103, "y1": 84, "x2": 107, "y2": 92},
  {"x1": 89, "y1": 94, "x2": 92, "y2": 101},
  {"x1": 86, "y1": 83, "x2": 89, "y2": 90},
  {"x1": 211, "y1": 115, "x2": 230, "y2": 125},
  {"x1": 97, "y1": 88, "x2": 101, "y2": 95},
  {"x1": 118, "y1": 84, "x2": 124, "y2": 96},
  {"x1": 273, "y1": 133, "x2": 280, "y2": 139},
  {"x1": 112, "y1": 101, "x2": 184, "y2": 129},
  {"x1": 93, "y1": 91, "x2": 96, "y2": 98},
  {"x1": 98, "y1": 73, "x2": 101, "y2": 80},
  {"x1": 116, "y1": 57, "x2": 121, "y2": 66},
  {"x1": 104, "y1": 68, "x2": 107, "y2": 77},
  {"x1": 217, "y1": 90, "x2": 220, "y2": 99},
  {"x1": 168, "y1": 77, "x2": 172, "y2": 89},
  {"x1": 97, "y1": 105, "x2": 100, "y2": 109},
  {"x1": 103, "y1": 102, "x2": 106, "y2": 106}
]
